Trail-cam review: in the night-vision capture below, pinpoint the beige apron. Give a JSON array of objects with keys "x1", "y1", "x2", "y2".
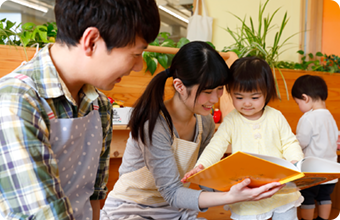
[{"x1": 111, "y1": 115, "x2": 203, "y2": 205}]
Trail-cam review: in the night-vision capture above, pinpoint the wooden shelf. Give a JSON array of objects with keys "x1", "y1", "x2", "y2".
[
  {"x1": 113, "y1": 123, "x2": 221, "y2": 131},
  {"x1": 112, "y1": 124, "x2": 129, "y2": 130}
]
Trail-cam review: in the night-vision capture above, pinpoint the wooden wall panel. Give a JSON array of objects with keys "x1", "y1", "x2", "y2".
[{"x1": 0, "y1": 45, "x2": 37, "y2": 77}]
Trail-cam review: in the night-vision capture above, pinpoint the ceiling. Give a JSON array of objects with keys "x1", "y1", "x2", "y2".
[{"x1": 0, "y1": 0, "x2": 192, "y2": 39}]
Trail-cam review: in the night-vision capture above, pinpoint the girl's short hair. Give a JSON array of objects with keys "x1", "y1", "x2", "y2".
[
  {"x1": 227, "y1": 56, "x2": 278, "y2": 105},
  {"x1": 291, "y1": 75, "x2": 328, "y2": 101}
]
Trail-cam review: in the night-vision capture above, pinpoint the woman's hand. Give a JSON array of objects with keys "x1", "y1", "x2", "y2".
[
  {"x1": 226, "y1": 178, "x2": 285, "y2": 203},
  {"x1": 181, "y1": 164, "x2": 205, "y2": 183},
  {"x1": 198, "y1": 178, "x2": 285, "y2": 208}
]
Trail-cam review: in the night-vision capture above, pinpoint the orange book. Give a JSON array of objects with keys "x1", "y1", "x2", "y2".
[{"x1": 187, "y1": 151, "x2": 340, "y2": 191}]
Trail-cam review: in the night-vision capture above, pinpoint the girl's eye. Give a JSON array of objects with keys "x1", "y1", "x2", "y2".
[
  {"x1": 204, "y1": 91, "x2": 212, "y2": 94},
  {"x1": 236, "y1": 97, "x2": 243, "y2": 100},
  {"x1": 252, "y1": 97, "x2": 259, "y2": 100}
]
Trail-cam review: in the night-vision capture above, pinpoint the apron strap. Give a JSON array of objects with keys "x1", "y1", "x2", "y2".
[
  {"x1": 196, "y1": 115, "x2": 203, "y2": 136},
  {"x1": 93, "y1": 99, "x2": 99, "y2": 110},
  {"x1": 2, "y1": 73, "x2": 100, "y2": 119},
  {"x1": 160, "y1": 111, "x2": 203, "y2": 140},
  {"x1": 2, "y1": 73, "x2": 56, "y2": 119}
]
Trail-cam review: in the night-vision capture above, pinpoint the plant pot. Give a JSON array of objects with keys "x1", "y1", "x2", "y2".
[{"x1": 0, "y1": 45, "x2": 37, "y2": 77}]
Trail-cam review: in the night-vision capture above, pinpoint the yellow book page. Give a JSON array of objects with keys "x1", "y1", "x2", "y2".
[{"x1": 188, "y1": 151, "x2": 303, "y2": 191}]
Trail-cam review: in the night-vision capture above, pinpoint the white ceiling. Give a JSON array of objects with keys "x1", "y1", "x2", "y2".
[{"x1": 0, "y1": 0, "x2": 192, "y2": 39}]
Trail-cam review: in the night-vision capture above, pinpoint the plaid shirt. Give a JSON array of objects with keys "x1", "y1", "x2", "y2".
[{"x1": 0, "y1": 45, "x2": 112, "y2": 220}]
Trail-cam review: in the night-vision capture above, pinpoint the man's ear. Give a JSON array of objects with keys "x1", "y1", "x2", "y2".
[
  {"x1": 80, "y1": 27, "x2": 101, "y2": 56},
  {"x1": 173, "y1": 78, "x2": 185, "y2": 95},
  {"x1": 301, "y1": 94, "x2": 310, "y2": 103}
]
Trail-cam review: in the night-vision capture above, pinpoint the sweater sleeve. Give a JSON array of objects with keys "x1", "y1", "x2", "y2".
[{"x1": 196, "y1": 116, "x2": 232, "y2": 168}]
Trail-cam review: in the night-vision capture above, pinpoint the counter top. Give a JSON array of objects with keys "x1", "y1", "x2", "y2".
[{"x1": 113, "y1": 123, "x2": 221, "y2": 130}]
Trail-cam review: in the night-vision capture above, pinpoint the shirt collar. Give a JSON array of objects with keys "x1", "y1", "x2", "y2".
[{"x1": 33, "y1": 44, "x2": 99, "y2": 105}]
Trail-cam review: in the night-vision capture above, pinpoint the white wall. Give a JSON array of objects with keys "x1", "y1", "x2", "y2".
[{"x1": 205, "y1": 0, "x2": 301, "y2": 62}]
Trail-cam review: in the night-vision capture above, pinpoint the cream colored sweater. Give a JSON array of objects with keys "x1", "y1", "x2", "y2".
[{"x1": 196, "y1": 106, "x2": 304, "y2": 218}]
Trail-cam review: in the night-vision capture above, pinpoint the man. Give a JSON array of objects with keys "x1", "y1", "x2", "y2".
[{"x1": 0, "y1": 0, "x2": 160, "y2": 219}]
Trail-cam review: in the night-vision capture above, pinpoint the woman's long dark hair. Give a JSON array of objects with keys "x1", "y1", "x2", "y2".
[{"x1": 128, "y1": 41, "x2": 230, "y2": 145}]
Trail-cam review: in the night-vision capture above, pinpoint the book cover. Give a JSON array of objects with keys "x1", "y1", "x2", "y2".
[{"x1": 187, "y1": 151, "x2": 340, "y2": 191}]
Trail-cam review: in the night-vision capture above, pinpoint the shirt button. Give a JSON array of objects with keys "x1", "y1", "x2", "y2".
[{"x1": 254, "y1": 133, "x2": 262, "y2": 139}]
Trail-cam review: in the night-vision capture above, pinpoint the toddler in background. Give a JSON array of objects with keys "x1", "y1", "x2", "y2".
[
  {"x1": 182, "y1": 56, "x2": 304, "y2": 220},
  {"x1": 292, "y1": 75, "x2": 338, "y2": 220}
]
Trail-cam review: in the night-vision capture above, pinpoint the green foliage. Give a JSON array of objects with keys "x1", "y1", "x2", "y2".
[
  {"x1": 143, "y1": 32, "x2": 190, "y2": 75},
  {"x1": 0, "y1": 18, "x2": 57, "y2": 48},
  {"x1": 276, "y1": 50, "x2": 340, "y2": 74},
  {"x1": 0, "y1": 18, "x2": 57, "y2": 61},
  {"x1": 221, "y1": 0, "x2": 299, "y2": 99}
]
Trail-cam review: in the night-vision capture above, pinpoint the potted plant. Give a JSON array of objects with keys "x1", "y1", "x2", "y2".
[
  {"x1": 218, "y1": 0, "x2": 340, "y2": 132},
  {"x1": 0, "y1": 19, "x2": 57, "y2": 76},
  {"x1": 221, "y1": 0, "x2": 299, "y2": 100}
]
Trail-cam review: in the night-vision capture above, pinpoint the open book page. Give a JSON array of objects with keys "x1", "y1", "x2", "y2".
[
  {"x1": 187, "y1": 151, "x2": 304, "y2": 192},
  {"x1": 188, "y1": 151, "x2": 340, "y2": 192},
  {"x1": 292, "y1": 157, "x2": 340, "y2": 190},
  {"x1": 244, "y1": 152, "x2": 298, "y2": 171}
]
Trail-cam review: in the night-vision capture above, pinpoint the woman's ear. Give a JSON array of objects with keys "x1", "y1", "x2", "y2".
[{"x1": 173, "y1": 78, "x2": 185, "y2": 95}]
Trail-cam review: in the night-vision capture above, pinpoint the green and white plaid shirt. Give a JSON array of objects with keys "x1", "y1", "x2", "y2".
[{"x1": 0, "y1": 45, "x2": 112, "y2": 219}]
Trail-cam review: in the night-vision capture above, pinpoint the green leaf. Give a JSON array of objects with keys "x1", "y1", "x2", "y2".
[
  {"x1": 205, "y1": 41, "x2": 215, "y2": 49},
  {"x1": 294, "y1": 63, "x2": 302, "y2": 69},
  {"x1": 21, "y1": 22, "x2": 35, "y2": 31},
  {"x1": 297, "y1": 50, "x2": 304, "y2": 55},
  {"x1": 160, "y1": 39, "x2": 175, "y2": 48},
  {"x1": 176, "y1": 38, "x2": 190, "y2": 48},
  {"x1": 308, "y1": 53, "x2": 314, "y2": 59},
  {"x1": 46, "y1": 23, "x2": 57, "y2": 37},
  {"x1": 143, "y1": 51, "x2": 155, "y2": 60},
  {"x1": 159, "y1": 32, "x2": 170, "y2": 40},
  {"x1": 6, "y1": 20, "x2": 16, "y2": 30},
  {"x1": 157, "y1": 53, "x2": 168, "y2": 69},
  {"x1": 19, "y1": 31, "x2": 32, "y2": 47},
  {"x1": 146, "y1": 58, "x2": 157, "y2": 75},
  {"x1": 166, "y1": 54, "x2": 175, "y2": 66},
  {"x1": 149, "y1": 38, "x2": 160, "y2": 46},
  {"x1": 35, "y1": 25, "x2": 48, "y2": 43},
  {"x1": 315, "y1": 52, "x2": 323, "y2": 56}
]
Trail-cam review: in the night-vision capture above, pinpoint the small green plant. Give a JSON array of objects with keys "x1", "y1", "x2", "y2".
[
  {"x1": 142, "y1": 32, "x2": 190, "y2": 75},
  {"x1": 277, "y1": 50, "x2": 340, "y2": 74},
  {"x1": 222, "y1": 0, "x2": 299, "y2": 99},
  {"x1": 0, "y1": 18, "x2": 57, "y2": 60}
]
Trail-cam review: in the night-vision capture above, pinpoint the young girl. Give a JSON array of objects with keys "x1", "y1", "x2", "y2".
[
  {"x1": 183, "y1": 56, "x2": 304, "y2": 220},
  {"x1": 100, "y1": 43, "x2": 284, "y2": 220}
]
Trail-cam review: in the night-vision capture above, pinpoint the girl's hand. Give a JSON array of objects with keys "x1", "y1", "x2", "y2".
[
  {"x1": 226, "y1": 178, "x2": 285, "y2": 203},
  {"x1": 290, "y1": 160, "x2": 298, "y2": 165},
  {"x1": 181, "y1": 164, "x2": 205, "y2": 183}
]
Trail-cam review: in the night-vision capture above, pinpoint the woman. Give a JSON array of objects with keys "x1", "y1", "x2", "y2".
[{"x1": 100, "y1": 42, "x2": 284, "y2": 220}]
